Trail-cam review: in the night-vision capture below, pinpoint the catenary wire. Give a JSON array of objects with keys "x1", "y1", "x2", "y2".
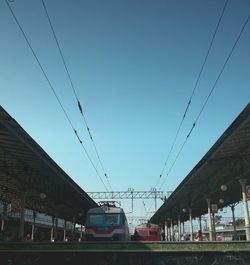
[
  {"x1": 158, "y1": 13, "x2": 250, "y2": 191},
  {"x1": 145, "y1": 8, "x2": 250, "y2": 218},
  {"x1": 154, "y1": 0, "x2": 229, "y2": 189},
  {"x1": 41, "y1": 0, "x2": 113, "y2": 191},
  {"x1": 184, "y1": 0, "x2": 229, "y2": 118},
  {"x1": 5, "y1": 0, "x2": 109, "y2": 192}
]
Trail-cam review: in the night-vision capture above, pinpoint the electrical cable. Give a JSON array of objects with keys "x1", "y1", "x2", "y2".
[
  {"x1": 5, "y1": 0, "x2": 109, "y2": 191},
  {"x1": 184, "y1": 0, "x2": 229, "y2": 118},
  {"x1": 159, "y1": 12, "x2": 250, "y2": 191},
  {"x1": 154, "y1": 0, "x2": 229, "y2": 189},
  {"x1": 41, "y1": 0, "x2": 113, "y2": 191},
  {"x1": 147, "y1": 6, "x2": 250, "y2": 216}
]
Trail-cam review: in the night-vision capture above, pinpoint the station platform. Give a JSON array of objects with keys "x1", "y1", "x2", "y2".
[
  {"x1": 1, "y1": 240, "x2": 250, "y2": 252},
  {"x1": 0, "y1": 241, "x2": 250, "y2": 264}
]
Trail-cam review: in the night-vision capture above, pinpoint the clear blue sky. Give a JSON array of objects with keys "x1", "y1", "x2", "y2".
[{"x1": 1, "y1": 0, "x2": 250, "y2": 218}]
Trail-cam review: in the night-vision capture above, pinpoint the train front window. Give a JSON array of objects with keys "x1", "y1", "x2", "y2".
[
  {"x1": 105, "y1": 214, "x2": 119, "y2": 225},
  {"x1": 137, "y1": 230, "x2": 148, "y2": 236},
  {"x1": 149, "y1": 230, "x2": 159, "y2": 236},
  {"x1": 88, "y1": 214, "x2": 103, "y2": 226},
  {"x1": 87, "y1": 213, "x2": 119, "y2": 226}
]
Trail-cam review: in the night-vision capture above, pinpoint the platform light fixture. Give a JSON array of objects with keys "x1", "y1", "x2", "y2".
[
  {"x1": 220, "y1": 185, "x2": 227, "y2": 192},
  {"x1": 40, "y1": 193, "x2": 46, "y2": 200},
  {"x1": 219, "y1": 198, "x2": 224, "y2": 204}
]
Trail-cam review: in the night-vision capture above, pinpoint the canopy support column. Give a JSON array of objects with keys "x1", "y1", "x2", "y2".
[
  {"x1": 198, "y1": 216, "x2": 202, "y2": 241},
  {"x1": 50, "y1": 216, "x2": 54, "y2": 242},
  {"x1": 18, "y1": 194, "x2": 26, "y2": 241},
  {"x1": 63, "y1": 220, "x2": 67, "y2": 241},
  {"x1": 1, "y1": 202, "x2": 7, "y2": 233},
  {"x1": 189, "y1": 208, "x2": 193, "y2": 241},
  {"x1": 170, "y1": 219, "x2": 173, "y2": 241},
  {"x1": 31, "y1": 211, "x2": 36, "y2": 241},
  {"x1": 230, "y1": 204, "x2": 237, "y2": 240},
  {"x1": 54, "y1": 213, "x2": 58, "y2": 241},
  {"x1": 164, "y1": 220, "x2": 168, "y2": 241},
  {"x1": 178, "y1": 215, "x2": 181, "y2": 241},
  {"x1": 206, "y1": 198, "x2": 213, "y2": 241},
  {"x1": 239, "y1": 179, "x2": 250, "y2": 240}
]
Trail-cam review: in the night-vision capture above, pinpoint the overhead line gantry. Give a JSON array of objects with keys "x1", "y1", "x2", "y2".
[{"x1": 87, "y1": 189, "x2": 172, "y2": 212}]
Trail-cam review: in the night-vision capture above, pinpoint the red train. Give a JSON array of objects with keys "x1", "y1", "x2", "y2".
[{"x1": 132, "y1": 223, "x2": 161, "y2": 241}]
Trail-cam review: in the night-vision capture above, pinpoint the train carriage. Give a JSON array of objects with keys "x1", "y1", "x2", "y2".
[
  {"x1": 85, "y1": 201, "x2": 130, "y2": 241},
  {"x1": 132, "y1": 223, "x2": 161, "y2": 241}
]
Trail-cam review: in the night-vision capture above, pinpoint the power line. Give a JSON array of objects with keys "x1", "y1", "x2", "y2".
[
  {"x1": 194, "y1": 13, "x2": 250, "y2": 125},
  {"x1": 154, "y1": 0, "x2": 229, "y2": 189},
  {"x1": 5, "y1": 0, "x2": 109, "y2": 192},
  {"x1": 184, "y1": 0, "x2": 229, "y2": 118},
  {"x1": 159, "y1": 12, "x2": 250, "y2": 191},
  {"x1": 41, "y1": 0, "x2": 113, "y2": 191}
]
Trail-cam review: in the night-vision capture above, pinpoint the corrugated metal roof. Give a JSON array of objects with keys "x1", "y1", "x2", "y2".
[
  {"x1": 0, "y1": 105, "x2": 97, "y2": 224},
  {"x1": 151, "y1": 102, "x2": 250, "y2": 225}
]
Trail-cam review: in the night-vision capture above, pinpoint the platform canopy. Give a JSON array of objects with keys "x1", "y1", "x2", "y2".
[
  {"x1": 151, "y1": 103, "x2": 250, "y2": 225},
  {"x1": 0, "y1": 106, "x2": 97, "y2": 224}
]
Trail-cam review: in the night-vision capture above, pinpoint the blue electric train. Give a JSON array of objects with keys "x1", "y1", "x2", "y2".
[{"x1": 85, "y1": 201, "x2": 130, "y2": 241}]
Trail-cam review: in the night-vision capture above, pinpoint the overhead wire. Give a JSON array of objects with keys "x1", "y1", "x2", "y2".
[
  {"x1": 147, "y1": 2, "x2": 249, "y2": 217},
  {"x1": 5, "y1": 0, "x2": 109, "y2": 192},
  {"x1": 158, "y1": 12, "x2": 250, "y2": 191},
  {"x1": 154, "y1": 0, "x2": 229, "y2": 190},
  {"x1": 41, "y1": 0, "x2": 113, "y2": 191}
]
